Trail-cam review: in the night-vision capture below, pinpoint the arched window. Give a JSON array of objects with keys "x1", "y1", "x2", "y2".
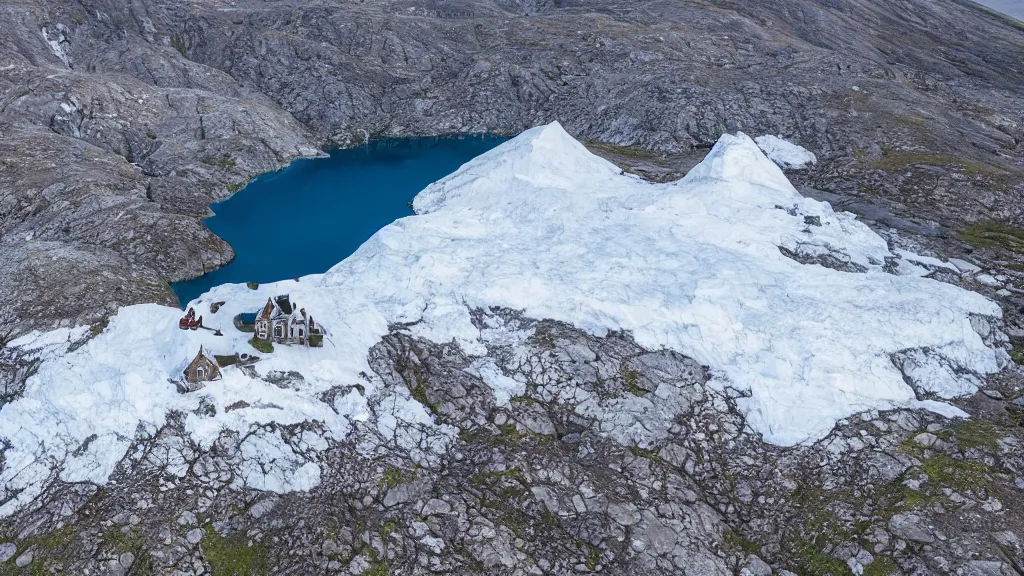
[{"x1": 197, "y1": 367, "x2": 205, "y2": 380}]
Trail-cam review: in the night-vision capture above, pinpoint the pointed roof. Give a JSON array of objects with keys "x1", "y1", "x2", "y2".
[
  {"x1": 194, "y1": 345, "x2": 216, "y2": 365},
  {"x1": 257, "y1": 297, "x2": 275, "y2": 320}
]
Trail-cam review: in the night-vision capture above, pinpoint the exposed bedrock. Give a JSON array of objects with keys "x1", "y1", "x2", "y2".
[{"x1": 1, "y1": 315, "x2": 1023, "y2": 574}]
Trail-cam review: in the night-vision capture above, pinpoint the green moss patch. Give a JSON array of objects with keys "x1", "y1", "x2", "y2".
[
  {"x1": 917, "y1": 454, "x2": 992, "y2": 492},
  {"x1": 938, "y1": 420, "x2": 1000, "y2": 452},
  {"x1": 621, "y1": 367, "x2": 647, "y2": 396},
  {"x1": 960, "y1": 221, "x2": 1024, "y2": 254},
  {"x1": 202, "y1": 525, "x2": 268, "y2": 576},
  {"x1": 201, "y1": 155, "x2": 237, "y2": 170},
  {"x1": 779, "y1": 490, "x2": 855, "y2": 576},
  {"x1": 248, "y1": 337, "x2": 274, "y2": 354},
  {"x1": 875, "y1": 150, "x2": 1014, "y2": 178},
  {"x1": 863, "y1": 555, "x2": 900, "y2": 576},
  {"x1": 585, "y1": 141, "x2": 659, "y2": 160},
  {"x1": 1010, "y1": 348, "x2": 1024, "y2": 365},
  {"x1": 90, "y1": 314, "x2": 111, "y2": 337},
  {"x1": 379, "y1": 466, "x2": 416, "y2": 489}
]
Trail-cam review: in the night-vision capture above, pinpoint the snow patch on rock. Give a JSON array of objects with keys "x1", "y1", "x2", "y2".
[
  {"x1": 755, "y1": 135, "x2": 817, "y2": 169},
  {"x1": 41, "y1": 25, "x2": 72, "y2": 68}
]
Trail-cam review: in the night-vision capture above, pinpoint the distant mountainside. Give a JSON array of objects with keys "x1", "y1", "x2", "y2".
[{"x1": 0, "y1": 0, "x2": 1021, "y2": 335}]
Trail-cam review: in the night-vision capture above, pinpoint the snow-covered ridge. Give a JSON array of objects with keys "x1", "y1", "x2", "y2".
[{"x1": 0, "y1": 122, "x2": 1004, "y2": 516}]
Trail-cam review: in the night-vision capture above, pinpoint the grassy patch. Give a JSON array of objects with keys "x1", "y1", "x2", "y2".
[
  {"x1": 201, "y1": 155, "x2": 237, "y2": 170},
  {"x1": 622, "y1": 367, "x2": 646, "y2": 396},
  {"x1": 248, "y1": 337, "x2": 273, "y2": 354},
  {"x1": 379, "y1": 520, "x2": 400, "y2": 538},
  {"x1": 201, "y1": 525, "x2": 268, "y2": 576},
  {"x1": 723, "y1": 529, "x2": 761, "y2": 556},
  {"x1": 495, "y1": 423, "x2": 554, "y2": 446},
  {"x1": 246, "y1": 281, "x2": 259, "y2": 290},
  {"x1": 938, "y1": 420, "x2": 999, "y2": 452},
  {"x1": 780, "y1": 491, "x2": 854, "y2": 576},
  {"x1": 146, "y1": 129, "x2": 157, "y2": 140},
  {"x1": 308, "y1": 334, "x2": 323, "y2": 347},
  {"x1": 875, "y1": 149, "x2": 1013, "y2": 178},
  {"x1": 960, "y1": 221, "x2": 1024, "y2": 254},
  {"x1": 10, "y1": 524, "x2": 82, "y2": 574},
  {"x1": 585, "y1": 141, "x2": 658, "y2": 160},
  {"x1": 227, "y1": 182, "x2": 246, "y2": 193},
  {"x1": 215, "y1": 355, "x2": 239, "y2": 368},
  {"x1": 170, "y1": 35, "x2": 187, "y2": 56},
  {"x1": 379, "y1": 466, "x2": 415, "y2": 490},
  {"x1": 791, "y1": 546, "x2": 852, "y2": 576},
  {"x1": 1010, "y1": 347, "x2": 1024, "y2": 366},
  {"x1": 918, "y1": 454, "x2": 992, "y2": 492},
  {"x1": 470, "y1": 466, "x2": 530, "y2": 505},
  {"x1": 134, "y1": 278, "x2": 163, "y2": 290},
  {"x1": 90, "y1": 314, "x2": 110, "y2": 336},
  {"x1": 362, "y1": 558, "x2": 388, "y2": 576},
  {"x1": 539, "y1": 509, "x2": 560, "y2": 529},
  {"x1": 102, "y1": 527, "x2": 143, "y2": 554},
  {"x1": 894, "y1": 116, "x2": 927, "y2": 128},
  {"x1": 409, "y1": 373, "x2": 431, "y2": 406},
  {"x1": 583, "y1": 543, "x2": 601, "y2": 571},
  {"x1": 872, "y1": 480, "x2": 931, "y2": 519},
  {"x1": 629, "y1": 444, "x2": 666, "y2": 465},
  {"x1": 863, "y1": 555, "x2": 899, "y2": 576}
]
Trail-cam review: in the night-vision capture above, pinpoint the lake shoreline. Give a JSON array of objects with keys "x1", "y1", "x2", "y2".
[{"x1": 171, "y1": 134, "x2": 509, "y2": 307}]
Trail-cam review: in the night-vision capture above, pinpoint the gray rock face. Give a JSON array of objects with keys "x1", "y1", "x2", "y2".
[
  {"x1": 0, "y1": 542, "x2": 16, "y2": 562},
  {"x1": 14, "y1": 550, "x2": 33, "y2": 568},
  {"x1": 889, "y1": 512, "x2": 935, "y2": 544}
]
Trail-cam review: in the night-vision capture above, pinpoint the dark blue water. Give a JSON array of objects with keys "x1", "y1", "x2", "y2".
[{"x1": 172, "y1": 135, "x2": 508, "y2": 306}]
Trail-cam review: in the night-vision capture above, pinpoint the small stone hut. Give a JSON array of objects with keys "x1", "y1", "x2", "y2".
[{"x1": 182, "y1": 346, "x2": 221, "y2": 388}]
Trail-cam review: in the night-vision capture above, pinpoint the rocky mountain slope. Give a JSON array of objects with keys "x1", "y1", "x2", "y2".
[
  {"x1": 0, "y1": 0, "x2": 1023, "y2": 334},
  {"x1": 2, "y1": 1, "x2": 1024, "y2": 575}
]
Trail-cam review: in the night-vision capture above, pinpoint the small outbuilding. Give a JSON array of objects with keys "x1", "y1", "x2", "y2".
[{"x1": 178, "y1": 346, "x2": 221, "y2": 393}]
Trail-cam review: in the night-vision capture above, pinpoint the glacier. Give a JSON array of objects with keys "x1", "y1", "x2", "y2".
[{"x1": 0, "y1": 122, "x2": 1004, "y2": 516}]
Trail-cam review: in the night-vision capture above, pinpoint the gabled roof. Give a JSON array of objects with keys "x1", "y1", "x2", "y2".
[{"x1": 257, "y1": 298, "x2": 275, "y2": 320}]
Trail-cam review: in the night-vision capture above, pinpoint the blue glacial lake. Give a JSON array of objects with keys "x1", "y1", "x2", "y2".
[{"x1": 172, "y1": 135, "x2": 508, "y2": 306}]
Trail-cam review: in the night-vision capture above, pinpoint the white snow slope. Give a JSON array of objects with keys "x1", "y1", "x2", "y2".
[
  {"x1": 0, "y1": 122, "x2": 1004, "y2": 515},
  {"x1": 754, "y1": 135, "x2": 817, "y2": 169}
]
